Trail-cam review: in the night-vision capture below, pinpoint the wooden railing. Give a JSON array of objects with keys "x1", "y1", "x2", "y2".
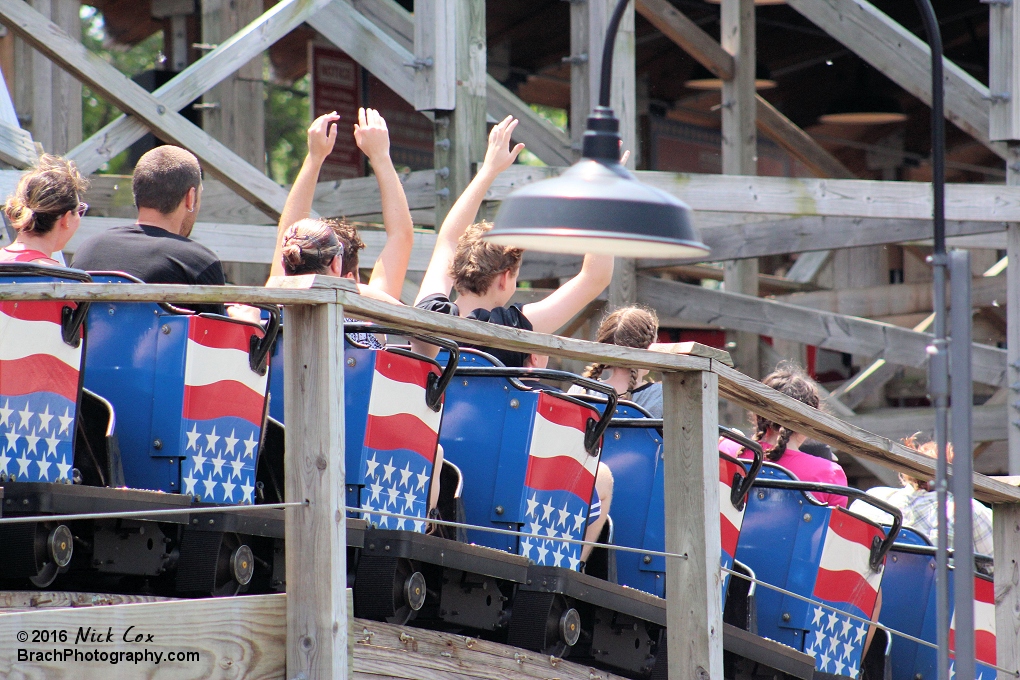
[{"x1": 0, "y1": 275, "x2": 1017, "y2": 679}]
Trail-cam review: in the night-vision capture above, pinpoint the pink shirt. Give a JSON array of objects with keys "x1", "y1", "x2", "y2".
[{"x1": 720, "y1": 438, "x2": 849, "y2": 508}]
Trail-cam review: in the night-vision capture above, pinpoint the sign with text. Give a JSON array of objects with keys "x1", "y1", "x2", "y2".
[{"x1": 310, "y1": 44, "x2": 363, "y2": 181}]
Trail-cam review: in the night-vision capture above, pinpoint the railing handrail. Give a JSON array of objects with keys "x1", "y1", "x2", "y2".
[{"x1": 1, "y1": 276, "x2": 1017, "y2": 505}]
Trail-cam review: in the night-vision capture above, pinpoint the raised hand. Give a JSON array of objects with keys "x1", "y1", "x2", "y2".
[
  {"x1": 480, "y1": 115, "x2": 525, "y2": 177},
  {"x1": 307, "y1": 111, "x2": 340, "y2": 163},
  {"x1": 353, "y1": 107, "x2": 391, "y2": 162}
]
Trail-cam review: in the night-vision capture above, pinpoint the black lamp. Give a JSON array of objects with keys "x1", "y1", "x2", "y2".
[{"x1": 485, "y1": 0, "x2": 709, "y2": 259}]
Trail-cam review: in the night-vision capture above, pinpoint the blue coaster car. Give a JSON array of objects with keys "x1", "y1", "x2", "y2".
[
  {"x1": 578, "y1": 401, "x2": 764, "y2": 606},
  {"x1": 265, "y1": 321, "x2": 460, "y2": 533},
  {"x1": 436, "y1": 349, "x2": 616, "y2": 572},
  {"x1": 734, "y1": 466, "x2": 902, "y2": 679},
  {"x1": 867, "y1": 523, "x2": 997, "y2": 680},
  {"x1": 0, "y1": 264, "x2": 90, "y2": 485},
  {"x1": 82, "y1": 273, "x2": 278, "y2": 505}
]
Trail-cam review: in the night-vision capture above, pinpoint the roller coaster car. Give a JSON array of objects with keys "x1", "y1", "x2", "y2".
[
  {"x1": 851, "y1": 515, "x2": 997, "y2": 680},
  {"x1": 263, "y1": 325, "x2": 532, "y2": 627},
  {"x1": 734, "y1": 464, "x2": 903, "y2": 680},
  {"x1": 575, "y1": 401, "x2": 814, "y2": 679},
  {"x1": 0, "y1": 267, "x2": 282, "y2": 595}
]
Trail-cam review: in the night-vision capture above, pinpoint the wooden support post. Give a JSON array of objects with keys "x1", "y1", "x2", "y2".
[
  {"x1": 993, "y1": 503, "x2": 1020, "y2": 678},
  {"x1": 1008, "y1": 144, "x2": 1020, "y2": 475},
  {"x1": 201, "y1": 0, "x2": 265, "y2": 171},
  {"x1": 720, "y1": 0, "x2": 759, "y2": 380},
  {"x1": 569, "y1": 0, "x2": 590, "y2": 161},
  {"x1": 284, "y1": 300, "x2": 347, "y2": 680},
  {"x1": 433, "y1": 0, "x2": 486, "y2": 228},
  {"x1": 987, "y1": 0, "x2": 1019, "y2": 142},
  {"x1": 14, "y1": 0, "x2": 80, "y2": 154},
  {"x1": 662, "y1": 370, "x2": 723, "y2": 680},
  {"x1": 412, "y1": 0, "x2": 455, "y2": 111}
]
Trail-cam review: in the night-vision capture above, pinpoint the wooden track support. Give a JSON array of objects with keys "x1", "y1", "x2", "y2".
[{"x1": 283, "y1": 293, "x2": 347, "y2": 679}]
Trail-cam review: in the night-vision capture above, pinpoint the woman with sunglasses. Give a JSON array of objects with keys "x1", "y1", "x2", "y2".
[{"x1": 1, "y1": 154, "x2": 89, "y2": 266}]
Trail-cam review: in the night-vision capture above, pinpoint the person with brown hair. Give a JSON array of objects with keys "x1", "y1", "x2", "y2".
[
  {"x1": 70, "y1": 145, "x2": 225, "y2": 314},
  {"x1": 413, "y1": 115, "x2": 614, "y2": 367},
  {"x1": 269, "y1": 107, "x2": 413, "y2": 304},
  {"x1": 1, "y1": 154, "x2": 89, "y2": 266},
  {"x1": 853, "y1": 435, "x2": 994, "y2": 558},
  {"x1": 720, "y1": 363, "x2": 849, "y2": 507},
  {"x1": 572, "y1": 306, "x2": 663, "y2": 417}
]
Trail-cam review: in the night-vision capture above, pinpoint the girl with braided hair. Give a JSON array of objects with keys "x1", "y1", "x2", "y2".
[
  {"x1": 720, "y1": 363, "x2": 849, "y2": 508},
  {"x1": 570, "y1": 306, "x2": 664, "y2": 417}
]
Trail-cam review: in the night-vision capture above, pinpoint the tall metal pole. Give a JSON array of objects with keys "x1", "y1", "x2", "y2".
[
  {"x1": 909, "y1": 3, "x2": 955, "y2": 680},
  {"x1": 950, "y1": 250, "x2": 976, "y2": 680}
]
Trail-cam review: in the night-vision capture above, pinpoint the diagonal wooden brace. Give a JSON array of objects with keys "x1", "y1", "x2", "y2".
[{"x1": 0, "y1": 0, "x2": 291, "y2": 220}]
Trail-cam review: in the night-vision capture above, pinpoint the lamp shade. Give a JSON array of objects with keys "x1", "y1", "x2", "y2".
[
  {"x1": 486, "y1": 159, "x2": 709, "y2": 259},
  {"x1": 685, "y1": 61, "x2": 777, "y2": 91},
  {"x1": 818, "y1": 93, "x2": 907, "y2": 124}
]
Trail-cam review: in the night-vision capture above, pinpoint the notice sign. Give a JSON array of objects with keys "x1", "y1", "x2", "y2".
[{"x1": 310, "y1": 44, "x2": 363, "y2": 181}]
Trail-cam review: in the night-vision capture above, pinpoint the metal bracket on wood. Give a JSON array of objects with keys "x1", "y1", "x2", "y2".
[
  {"x1": 982, "y1": 91, "x2": 1012, "y2": 103},
  {"x1": 436, "y1": 188, "x2": 450, "y2": 198},
  {"x1": 191, "y1": 42, "x2": 218, "y2": 51},
  {"x1": 436, "y1": 167, "x2": 450, "y2": 179},
  {"x1": 435, "y1": 138, "x2": 451, "y2": 150},
  {"x1": 403, "y1": 57, "x2": 434, "y2": 71},
  {"x1": 191, "y1": 102, "x2": 220, "y2": 110},
  {"x1": 562, "y1": 54, "x2": 589, "y2": 65}
]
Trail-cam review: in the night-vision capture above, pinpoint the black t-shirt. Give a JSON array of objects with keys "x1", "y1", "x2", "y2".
[
  {"x1": 416, "y1": 293, "x2": 533, "y2": 367},
  {"x1": 71, "y1": 224, "x2": 226, "y2": 315}
]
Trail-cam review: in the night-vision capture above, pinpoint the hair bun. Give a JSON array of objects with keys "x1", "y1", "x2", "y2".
[{"x1": 282, "y1": 243, "x2": 304, "y2": 267}]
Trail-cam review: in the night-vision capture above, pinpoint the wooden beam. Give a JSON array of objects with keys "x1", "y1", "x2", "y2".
[
  {"x1": 663, "y1": 370, "x2": 724, "y2": 680},
  {"x1": 785, "y1": 0, "x2": 1006, "y2": 159},
  {"x1": 755, "y1": 96, "x2": 855, "y2": 179},
  {"x1": 844, "y1": 404, "x2": 1008, "y2": 445},
  {"x1": 284, "y1": 295, "x2": 347, "y2": 679},
  {"x1": 1008, "y1": 146, "x2": 1020, "y2": 475},
  {"x1": 988, "y1": 0, "x2": 1020, "y2": 141},
  {"x1": 412, "y1": 0, "x2": 455, "y2": 111},
  {"x1": 486, "y1": 76, "x2": 573, "y2": 166},
  {"x1": 636, "y1": 275, "x2": 1008, "y2": 387},
  {"x1": 993, "y1": 503, "x2": 1020, "y2": 678},
  {"x1": 775, "y1": 276, "x2": 1006, "y2": 318},
  {"x1": 0, "y1": 0, "x2": 290, "y2": 219},
  {"x1": 784, "y1": 249, "x2": 831, "y2": 284},
  {"x1": 636, "y1": 0, "x2": 732, "y2": 79},
  {"x1": 67, "y1": 0, "x2": 329, "y2": 175},
  {"x1": 487, "y1": 166, "x2": 1020, "y2": 222}
]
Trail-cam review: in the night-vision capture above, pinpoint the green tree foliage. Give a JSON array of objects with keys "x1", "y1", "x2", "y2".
[{"x1": 266, "y1": 73, "x2": 310, "y2": 185}]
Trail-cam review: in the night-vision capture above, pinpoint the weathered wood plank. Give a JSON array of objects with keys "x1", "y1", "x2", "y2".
[
  {"x1": 636, "y1": 275, "x2": 1008, "y2": 387},
  {"x1": 785, "y1": 0, "x2": 1005, "y2": 158},
  {"x1": 844, "y1": 404, "x2": 1008, "y2": 445},
  {"x1": 988, "y1": 0, "x2": 1019, "y2": 141},
  {"x1": 755, "y1": 96, "x2": 855, "y2": 180},
  {"x1": 66, "y1": 0, "x2": 330, "y2": 175},
  {"x1": 0, "y1": 0, "x2": 290, "y2": 220},
  {"x1": 0, "y1": 120, "x2": 37, "y2": 168},
  {"x1": 0, "y1": 591, "x2": 170, "y2": 611},
  {"x1": 993, "y1": 504, "x2": 1020, "y2": 678},
  {"x1": 0, "y1": 593, "x2": 287, "y2": 678},
  {"x1": 486, "y1": 77, "x2": 573, "y2": 166},
  {"x1": 486, "y1": 167, "x2": 1020, "y2": 222},
  {"x1": 284, "y1": 299, "x2": 347, "y2": 679},
  {"x1": 412, "y1": 0, "x2": 454, "y2": 111},
  {"x1": 784, "y1": 249, "x2": 831, "y2": 284},
  {"x1": 774, "y1": 276, "x2": 1005, "y2": 318},
  {"x1": 663, "y1": 371, "x2": 723, "y2": 680},
  {"x1": 636, "y1": 0, "x2": 732, "y2": 79}
]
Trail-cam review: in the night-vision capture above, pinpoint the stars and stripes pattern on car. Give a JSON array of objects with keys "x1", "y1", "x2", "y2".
[
  {"x1": 804, "y1": 508, "x2": 887, "y2": 677},
  {"x1": 358, "y1": 351, "x2": 442, "y2": 532},
  {"x1": 520, "y1": 392, "x2": 600, "y2": 571},
  {"x1": 949, "y1": 574, "x2": 997, "y2": 671},
  {"x1": 0, "y1": 301, "x2": 82, "y2": 483},
  {"x1": 179, "y1": 316, "x2": 267, "y2": 505}
]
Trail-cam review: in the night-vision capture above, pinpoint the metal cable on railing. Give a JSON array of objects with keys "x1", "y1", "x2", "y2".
[
  {"x1": 347, "y1": 505, "x2": 1019, "y2": 677},
  {"x1": 0, "y1": 500, "x2": 306, "y2": 525}
]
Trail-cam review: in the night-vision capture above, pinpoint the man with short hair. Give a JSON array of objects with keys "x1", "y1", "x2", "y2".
[{"x1": 71, "y1": 145, "x2": 225, "y2": 314}]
